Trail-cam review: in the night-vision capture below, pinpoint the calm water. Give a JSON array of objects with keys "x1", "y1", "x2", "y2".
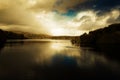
[{"x1": 0, "y1": 39, "x2": 120, "y2": 80}]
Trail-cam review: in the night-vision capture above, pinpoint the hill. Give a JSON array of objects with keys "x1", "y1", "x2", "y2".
[
  {"x1": 0, "y1": 29, "x2": 26, "y2": 47},
  {"x1": 13, "y1": 31, "x2": 78, "y2": 40},
  {"x1": 80, "y1": 24, "x2": 120, "y2": 46},
  {"x1": 72, "y1": 23, "x2": 120, "y2": 60}
]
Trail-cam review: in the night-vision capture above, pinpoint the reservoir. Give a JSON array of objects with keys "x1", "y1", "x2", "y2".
[{"x1": 0, "y1": 39, "x2": 120, "y2": 80}]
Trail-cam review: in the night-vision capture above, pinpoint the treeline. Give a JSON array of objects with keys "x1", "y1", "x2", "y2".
[
  {"x1": 72, "y1": 23, "x2": 120, "y2": 46},
  {"x1": 23, "y1": 32, "x2": 78, "y2": 40},
  {"x1": 23, "y1": 32, "x2": 51, "y2": 39},
  {"x1": 0, "y1": 29, "x2": 26, "y2": 39},
  {"x1": 0, "y1": 29, "x2": 26, "y2": 46},
  {"x1": 51, "y1": 36, "x2": 79, "y2": 40},
  {"x1": 80, "y1": 24, "x2": 120, "y2": 46},
  {"x1": 72, "y1": 23, "x2": 120, "y2": 59}
]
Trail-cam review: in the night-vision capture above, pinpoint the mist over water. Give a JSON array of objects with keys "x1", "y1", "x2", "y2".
[{"x1": 0, "y1": 39, "x2": 120, "y2": 80}]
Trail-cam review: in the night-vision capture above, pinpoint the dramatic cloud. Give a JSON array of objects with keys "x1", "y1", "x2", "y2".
[
  {"x1": 54, "y1": 0, "x2": 88, "y2": 13},
  {"x1": 29, "y1": 0, "x2": 55, "y2": 12},
  {"x1": 73, "y1": 10, "x2": 120, "y2": 31},
  {"x1": 0, "y1": 0, "x2": 120, "y2": 36},
  {"x1": 0, "y1": 0, "x2": 47, "y2": 34},
  {"x1": 30, "y1": 0, "x2": 88, "y2": 12}
]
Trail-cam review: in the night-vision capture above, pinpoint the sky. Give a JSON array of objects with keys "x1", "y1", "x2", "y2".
[{"x1": 0, "y1": 0, "x2": 120, "y2": 36}]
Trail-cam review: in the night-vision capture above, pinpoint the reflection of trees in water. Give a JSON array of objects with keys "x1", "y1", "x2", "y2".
[
  {"x1": 0, "y1": 29, "x2": 26, "y2": 53},
  {"x1": 0, "y1": 29, "x2": 6, "y2": 53},
  {"x1": 0, "y1": 43, "x2": 5, "y2": 50},
  {"x1": 0, "y1": 42, "x2": 5, "y2": 56}
]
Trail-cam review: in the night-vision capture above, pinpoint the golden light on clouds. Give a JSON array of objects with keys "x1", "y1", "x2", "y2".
[{"x1": 0, "y1": 0, "x2": 120, "y2": 36}]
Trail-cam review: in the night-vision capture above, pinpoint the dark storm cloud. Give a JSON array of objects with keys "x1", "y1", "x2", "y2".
[
  {"x1": 54, "y1": 0, "x2": 88, "y2": 13},
  {"x1": 92, "y1": 0, "x2": 120, "y2": 11},
  {"x1": 73, "y1": 0, "x2": 120, "y2": 13}
]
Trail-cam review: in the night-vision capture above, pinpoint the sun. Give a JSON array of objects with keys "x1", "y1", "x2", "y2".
[{"x1": 50, "y1": 28, "x2": 65, "y2": 36}]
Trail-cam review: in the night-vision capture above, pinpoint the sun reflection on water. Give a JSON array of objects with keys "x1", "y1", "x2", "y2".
[
  {"x1": 35, "y1": 41, "x2": 81, "y2": 64},
  {"x1": 51, "y1": 43, "x2": 64, "y2": 51}
]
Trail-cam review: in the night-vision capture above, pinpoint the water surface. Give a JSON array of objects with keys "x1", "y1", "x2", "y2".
[{"x1": 0, "y1": 39, "x2": 120, "y2": 80}]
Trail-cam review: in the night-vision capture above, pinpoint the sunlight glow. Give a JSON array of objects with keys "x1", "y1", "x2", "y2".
[
  {"x1": 50, "y1": 28, "x2": 66, "y2": 36},
  {"x1": 28, "y1": 0, "x2": 36, "y2": 5},
  {"x1": 51, "y1": 43, "x2": 64, "y2": 50}
]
